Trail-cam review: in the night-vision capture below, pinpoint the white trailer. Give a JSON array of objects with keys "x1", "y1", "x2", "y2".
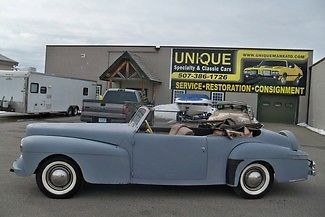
[{"x1": 0, "y1": 70, "x2": 96, "y2": 115}]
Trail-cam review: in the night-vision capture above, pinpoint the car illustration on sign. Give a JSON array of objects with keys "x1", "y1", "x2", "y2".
[
  {"x1": 11, "y1": 106, "x2": 315, "y2": 199},
  {"x1": 243, "y1": 60, "x2": 303, "y2": 85}
]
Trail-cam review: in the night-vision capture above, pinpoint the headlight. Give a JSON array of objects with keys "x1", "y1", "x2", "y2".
[{"x1": 244, "y1": 70, "x2": 257, "y2": 75}]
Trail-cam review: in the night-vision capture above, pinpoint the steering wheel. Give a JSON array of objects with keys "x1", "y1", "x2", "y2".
[{"x1": 145, "y1": 120, "x2": 153, "y2": 134}]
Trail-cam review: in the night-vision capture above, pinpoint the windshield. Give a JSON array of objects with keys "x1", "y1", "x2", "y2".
[
  {"x1": 258, "y1": 60, "x2": 286, "y2": 67},
  {"x1": 103, "y1": 91, "x2": 138, "y2": 103}
]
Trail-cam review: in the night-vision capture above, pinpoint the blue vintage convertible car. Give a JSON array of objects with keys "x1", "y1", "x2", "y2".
[{"x1": 11, "y1": 106, "x2": 316, "y2": 199}]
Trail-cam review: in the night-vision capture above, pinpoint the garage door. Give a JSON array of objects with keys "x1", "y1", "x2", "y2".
[{"x1": 257, "y1": 95, "x2": 299, "y2": 124}]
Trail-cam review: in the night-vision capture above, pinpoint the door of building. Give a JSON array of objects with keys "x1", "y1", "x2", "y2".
[{"x1": 257, "y1": 94, "x2": 299, "y2": 124}]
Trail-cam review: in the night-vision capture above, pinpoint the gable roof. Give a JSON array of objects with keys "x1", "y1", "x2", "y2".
[
  {"x1": 99, "y1": 51, "x2": 161, "y2": 83},
  {"x1": 0, "y1": 54, "x2": 18, "y2": 65}
]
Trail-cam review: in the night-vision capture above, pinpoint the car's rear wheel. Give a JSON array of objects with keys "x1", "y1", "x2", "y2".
[
  {"x1": 280, "y1": 74, "x2": 287, "y2": 85},
  {"x1": 36, "y1": 156, "x2": 83, "y2": 199},
  {"x1": 234, "y1": 162, "x2": 273, "y2": 199},
  {"x1": 294, "y1": 74, "x2": 302, "y2": 85}
]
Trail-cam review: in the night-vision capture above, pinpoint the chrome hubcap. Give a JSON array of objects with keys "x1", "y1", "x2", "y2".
[
  {"x1": 244, "y1": 168, "x2": 265, "y2": 190},
  {"x1": 47, "y1": 166, "x2": 72, "y2": 190}
]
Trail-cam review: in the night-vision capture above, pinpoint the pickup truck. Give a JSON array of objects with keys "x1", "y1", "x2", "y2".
[{"x1": 80, "y1": 89, "x2": 146, "y2": 123}]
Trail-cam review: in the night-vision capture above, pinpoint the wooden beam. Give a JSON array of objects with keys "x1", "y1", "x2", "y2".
[
  {"x1": 125, "y1": 61, "x2": 130, "y2": 78},
  {"x1": 116, "y1": 72, "x2": 125, "y2": 79},
  {"x1": 107, "y1": 62, "x2": 126, "y2": 80},
  {"x1": 151, "y1": 83, "x2": 155, "y2": 102},
  {"x1": 109, "y1": 79, "x2": 112, "y2": 88},
  {"x1": 141, "y1": 79, "x2": 144, "y2": 92},
  {"x1": 129, "y1": 61, "x2": 144, "y2": 79}
]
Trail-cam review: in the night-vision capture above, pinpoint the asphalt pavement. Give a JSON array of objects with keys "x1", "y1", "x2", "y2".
[{"x1": 0, "y1": 115, "x2": 324, "y2": 217}]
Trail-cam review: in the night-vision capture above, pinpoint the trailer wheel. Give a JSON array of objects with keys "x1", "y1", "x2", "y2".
[
  {"x1": 67, "y1": 107, "x2": 73, "y2": 116},
  {"x1": 72, "y1": 106, "x2": 79, "y2": 116}
]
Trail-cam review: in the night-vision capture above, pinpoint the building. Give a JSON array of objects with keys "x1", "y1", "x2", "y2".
[
  {"x1": 0, "y1": 54, "x2": 18, "y2": 70},
  {"x1": 308, "y1": 57, "x2": 325, "y2": 129},
  {"x1": 45, "y1": 45, "x2": 313, "y2": 124}
]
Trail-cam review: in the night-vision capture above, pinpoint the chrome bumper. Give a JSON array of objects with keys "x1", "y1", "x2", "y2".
[{"x1": 308, "y1": 160, "x2": 316, "y2": 176}]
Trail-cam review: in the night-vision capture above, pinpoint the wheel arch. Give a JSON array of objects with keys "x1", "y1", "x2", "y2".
[
  {"x1": 226, "y1": 159, "x2": 275, "y2": 187},
  {"x1": 34, "y1": 154, "x2": 83, "y2": 180},
  {"x1": 226, "y1": 142, "x2": 292, "y2": 186}
]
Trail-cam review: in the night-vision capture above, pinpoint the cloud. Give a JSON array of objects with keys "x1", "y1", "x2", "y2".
[{"x1": 0, "y1": 0, "x2": 324, "y2": 71}]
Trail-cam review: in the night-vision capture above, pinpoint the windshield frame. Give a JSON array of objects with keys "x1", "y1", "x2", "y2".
[{"x1": 128, "y1": 106, "x2": 151, "y2": 131}]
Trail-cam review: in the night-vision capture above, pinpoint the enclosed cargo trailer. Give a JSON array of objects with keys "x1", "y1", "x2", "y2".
[{"x1": 0, "y1": 70, "x2": 96, "y2": 115}]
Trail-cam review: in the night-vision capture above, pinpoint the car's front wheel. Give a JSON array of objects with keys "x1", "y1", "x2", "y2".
[
  {"x1": 234, "y1": 162, "x2": 274, "y2": 199},
  {"x1": 36, "y1": 156, "x2": 83, "y2": 199}
]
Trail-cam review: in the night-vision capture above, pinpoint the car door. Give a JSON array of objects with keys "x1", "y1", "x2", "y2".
[{"x1": 132, "y1": 133, "x2": 208, "y2": 181}]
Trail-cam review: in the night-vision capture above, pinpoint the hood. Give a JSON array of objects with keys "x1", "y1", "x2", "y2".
[
  {"x1": 259, "y1": 66, "x2": 284, "y2": 70},
  {"x1": 244, "y1": 67, "x2": 258, "y2": 70},
  {"x1": 26, "y1": 123, "x2": 135, "y2": 146}
]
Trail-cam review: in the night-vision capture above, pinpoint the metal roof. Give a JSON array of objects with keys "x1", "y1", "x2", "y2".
[
  {"x1": 0, "y1": 54, "x2": 18, "y2": 64},
  {"x1": 100, "y1": 51, "x2": 161, "y2": 83}
]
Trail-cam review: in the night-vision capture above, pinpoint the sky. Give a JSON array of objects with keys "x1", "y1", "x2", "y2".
[{"x1": 0, "y1": 0, "x2": 324, "y2": 72}]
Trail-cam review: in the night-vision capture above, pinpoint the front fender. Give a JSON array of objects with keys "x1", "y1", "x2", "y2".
[
  {"x1": 17, "y1": 135, "x2": 131, "y2": 184},
  {"x1": 226, "y1": 142, "x2": 309, "y2": 186}
]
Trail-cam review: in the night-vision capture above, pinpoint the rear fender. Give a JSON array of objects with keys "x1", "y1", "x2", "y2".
[{"x1": 226, "y1": 142, "x2": 309, "y2": 186}]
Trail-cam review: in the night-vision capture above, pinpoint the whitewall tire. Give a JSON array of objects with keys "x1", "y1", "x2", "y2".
[
  {"x1": 36, "y1": 156, "x2": 83, "y2": 199},
  {"x1": 234, "y1": 163, "x2": 274, "y2": 199}
]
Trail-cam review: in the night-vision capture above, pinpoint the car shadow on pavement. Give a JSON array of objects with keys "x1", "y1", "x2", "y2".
[
  {"x1": 76, "y1": 182, "x2": 314, "y2": 200},
  {"x1": 81, "y1": 183, "x2": 235, "y2": 199}
]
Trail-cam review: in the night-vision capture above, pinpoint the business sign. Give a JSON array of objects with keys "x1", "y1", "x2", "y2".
[{"x1": 170, "y1": 48, "x2": 309, "y2": 95}]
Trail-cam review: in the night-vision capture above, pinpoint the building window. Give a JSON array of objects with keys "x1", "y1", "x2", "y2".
[
  {"x1": 211, "y1": 92, "x2": 224, "y2": 107},
  {"x1": 96, "y1": 85, "x2": 102, "y2": 98},
  {"x1": 83, "y1": 87, "x2": 89, "y2": 96},
  {"x1": 30, "y1": 83, "x2": 39, "y2": 93},
  {"x1": 172, "y1": 90, "x2": 186, "y2": 103},
  {"x1": 40, "y1": 86, "x2": 47, "y2": 94}
]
